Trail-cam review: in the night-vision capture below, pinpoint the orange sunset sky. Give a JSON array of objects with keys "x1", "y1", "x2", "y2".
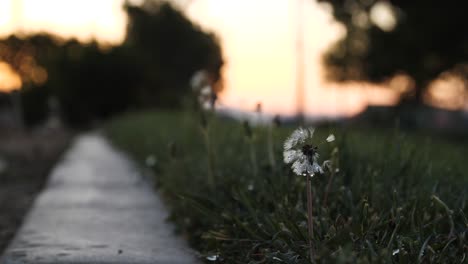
[{"x1": 1, "y1": 0, "x2": 458, "y2": 117}]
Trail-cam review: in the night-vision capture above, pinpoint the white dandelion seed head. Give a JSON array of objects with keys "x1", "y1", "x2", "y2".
[
  {"x1": 283, "y1": 127, "x2": 331, "y2": 176},
  {"x1": 326, "y1": 134, "x2": 335, "y2": 142}
]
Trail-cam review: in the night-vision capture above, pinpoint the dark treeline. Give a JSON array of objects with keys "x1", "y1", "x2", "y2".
[
  {"x1": 319, "y1": 0, "x2": 468, "y2": 105},
  {"x1": 0, "y1": 0, "x2": 223, "y2": 127}
]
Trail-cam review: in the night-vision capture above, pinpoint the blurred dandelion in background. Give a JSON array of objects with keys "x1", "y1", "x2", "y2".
[{"x1": 190, "y1": 70, "x2": 217, "y2": 110}]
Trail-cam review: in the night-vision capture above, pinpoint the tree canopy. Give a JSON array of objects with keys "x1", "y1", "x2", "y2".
[{"x1": 318, "y1": 0, "x2": 468, "y2": 104}]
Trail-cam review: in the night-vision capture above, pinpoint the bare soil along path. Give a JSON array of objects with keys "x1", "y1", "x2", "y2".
[{"x1": 1, "y1": 133, "x2": 199, "y2": 264}]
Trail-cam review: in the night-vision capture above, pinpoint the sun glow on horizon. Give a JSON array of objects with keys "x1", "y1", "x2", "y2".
[
  {"x1": 0, "y1": 0, "x2": 462, "y2": 114},
  {"x1": 185, "y1": 0, "x2": 401, "y2": 116},
  {"x1": 0, "y1": 0, "x2": 127, "y2": 44}
]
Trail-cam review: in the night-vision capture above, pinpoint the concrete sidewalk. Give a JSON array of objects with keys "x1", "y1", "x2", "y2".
[{"x1": 1, "y1": 134, "x2": 199, "y2": 264}]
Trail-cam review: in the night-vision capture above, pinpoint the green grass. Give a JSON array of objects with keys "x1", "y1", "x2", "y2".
[{"x1": 106, "y1": 110, "x2": 467, "y2": 263}]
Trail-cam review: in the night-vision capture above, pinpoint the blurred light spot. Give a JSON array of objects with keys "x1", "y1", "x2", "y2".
[
  {"x1": 0, "y1": 62, "x2": 22, "y2": 92},
  {"x1": 318, "y1": 2, "x2": 333, "y2": 15},
  {"x1": 370, "y1": 1, "x2": 397, "y2": 32},
  {"x1": 425, "y1": 73, "x2": 467, "y2": 110},
  {"x1": 31, "y1": 66, "x2": 48, "y2": 85},
  {"x1": 388, "y1": 74, "x2": 415, "y2": 95},
  {"x1": 352, "y1": 10, "x2": 369, "y2": 29}
]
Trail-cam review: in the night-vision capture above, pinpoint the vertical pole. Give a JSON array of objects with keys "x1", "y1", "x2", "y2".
[{"x1": 296, "y1": 0, "x2": 305, "y2": 124}]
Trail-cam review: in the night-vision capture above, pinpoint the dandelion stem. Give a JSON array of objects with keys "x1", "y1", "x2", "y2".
[
  {"x1": 243, "y1": 121, "x2": 257, "y2": 177},
  {"x1": 323, "y1": 170, "x2": 334, "y2": 208},
  {"x1": 267, "y1": 124, "x2": 276, "y2": 171},
  {"x1": 202, "y1": 126, "x2": 215, "y2": 188},
  {"x1": 306, "y1": 174, "x2": 314, "y2": 262},
  {"x1": 249, "y1": 140, "x2": 258, "y2": 177},
  {"x1": 323, "y1": 148, "x2": 338, "y2": 207}
]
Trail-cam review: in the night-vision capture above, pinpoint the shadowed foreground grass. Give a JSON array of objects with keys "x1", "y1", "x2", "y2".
[{"x1": 106, "y1": 110, "x2": 467, "y2": 263}]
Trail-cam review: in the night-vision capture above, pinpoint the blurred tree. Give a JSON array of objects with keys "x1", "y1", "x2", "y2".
[
  {"x1": 124, "y1": 0, "x2": 223, "y2": 107},
  {"x1": 0, "y1": 0, "x2": 223, "y2": 127},
  {"x1": 318, "y1": 0, "x2": 468, "y2": 105},
  {"x1": 0, "y1": 34, "x2": 60, "y2": 127},
  {"x1": 53, "y1": 43, "x2": 143, "y2": 125},
  {"x1": 0, "y1": 34, "x2": 57, "y2": 89}
]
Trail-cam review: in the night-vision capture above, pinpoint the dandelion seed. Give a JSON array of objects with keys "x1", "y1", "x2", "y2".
[
  {"x1": 272, "y1": 256, "x2": 284, "y2": 262},
  {"x1": 206, "y1": 254, "x2": 219, "y2": 261}
]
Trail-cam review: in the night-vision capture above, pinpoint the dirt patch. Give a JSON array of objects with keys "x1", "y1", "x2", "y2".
[{"x1": 0, "y1": 127, "x2": 71, "y2": 254}]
